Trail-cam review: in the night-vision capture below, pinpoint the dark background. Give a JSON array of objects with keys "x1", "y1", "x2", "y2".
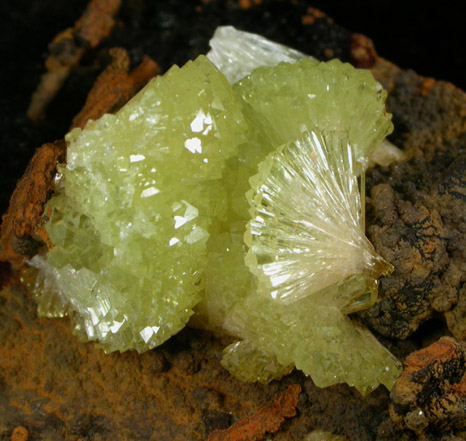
[
  {"x1": 313, "y1": 1, "x2": 464, "y2": 89},
  {"x1": 0, "y1": 0, "x2": 464, "y2": 217}
]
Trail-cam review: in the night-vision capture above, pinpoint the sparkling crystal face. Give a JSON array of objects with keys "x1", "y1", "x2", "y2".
[
  {"x1": 245, "y1": 130, "x2": 392, "y2": 305},
  {"x1": 212, "y1": 132, "x2": 399, "y2": 395},
  {"x1": 31, "y1": 55, "x2": 249, "y2": 353},
  {"x1": 232, "y1": 57, "x2": 393, "y2": 167},
  {"x1": 32, "y1": 29, "x2": 402, "y2": 393}
]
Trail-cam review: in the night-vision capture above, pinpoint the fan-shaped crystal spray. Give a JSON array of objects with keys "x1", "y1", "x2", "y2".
[
  {"x1": 209, "y1": 131, "x2": 401, "y2": 395},
  {"x1": 28, "y1": 27, "x2": 403, "y2": 393},
  {"x1": 245, "y1": 130, "x2": 393, "y2": 305},
  {"x1": 206, "y1": 25, "x2": 314, "y2": 83}
]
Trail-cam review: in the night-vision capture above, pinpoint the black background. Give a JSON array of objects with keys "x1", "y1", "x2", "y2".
[
  {"x1": 0, "y1": 0, "x2": 464, "y2": 216},
  {"x1": 313, "y1": 1, "x2": 464, "y2": 88}
]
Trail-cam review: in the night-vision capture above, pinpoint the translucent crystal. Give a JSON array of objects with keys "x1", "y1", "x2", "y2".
[
  {"x1": 305, "y1": 431, "x2": 346, "y2": 441},
  {"x1": 207, "y1": 25, "x2": 313, "y2": 84},
  {"x1": 31, "y1": 36, "x2": 402, "y2": 393},
  {"x1": 245, "y1": 131, "x2": 392, "y2": 305},
  {"x1": 208, "y1": 26, "x2": 399, "y2": 169},
  {"x1": 198, "y1": 133, "x2": 401, "y2": 395},
  {"x1": 221, "y1": 340, "x2": 294, "y2": 384},
  {"x1": 233, "y1": 58, "x2": 393, "y2": 167},
  {"x1": 201, "y1": 243, "x2": 401, "y2": 394},
  {"x1": 194, "y1": 59, "x2": 399, "y2": 392},
  {"x1": 31, "y1": 55, "x2": 249, "y2": 353},
  {"x1": 370, "y1": 139, "x2": 406, "y2": 167}
]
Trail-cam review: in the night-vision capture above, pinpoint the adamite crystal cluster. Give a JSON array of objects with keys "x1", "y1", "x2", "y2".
[
  {"x1": 32, "y1": 56, "x2": 249, "y2": 352},
  {"x1": 32, "y1": 27, "x2": 402, "y2": 393}
]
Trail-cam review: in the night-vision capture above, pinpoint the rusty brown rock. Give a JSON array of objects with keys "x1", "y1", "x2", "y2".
[
  {"x1": 390, "y1": 337, "x2": 466, "y2": 433},
  {"x1": 0, "y1": 140, "x2": 66, "y2": 267},
  {"x1": 0, "y1": 276, "x2": 301, "y2": 441},
  {"x1": 359, "y1": 58, "x2": 466, "y2": 341},
  {"x1": 27, "y1": 0, "x2": 121, "y2": 121},
  {"x1": 71, "y1": 48, "x2": 160, "y2": 130},
  {"x1": 207, "y1": 384, "x2": 301, "y2": 441},
  {"x1": 446, "y1": 285, "x2": 466, "y2": 341}
]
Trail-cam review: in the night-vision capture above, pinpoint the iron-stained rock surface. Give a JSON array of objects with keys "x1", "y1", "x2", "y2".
[
  {"x1": 1, "y1": 1, "x2": 465, "y2": 440},
  {"x1": 361, "y1": 62, "x2": 466, "y2": 340}
]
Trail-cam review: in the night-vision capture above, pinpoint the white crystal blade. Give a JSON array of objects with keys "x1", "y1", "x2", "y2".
[{"x1": 207, "y1": 25, "x2": 315, "y2": 84}]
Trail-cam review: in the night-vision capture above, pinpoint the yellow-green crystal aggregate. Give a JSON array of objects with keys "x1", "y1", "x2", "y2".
[
  {"x1": 32, "y1": 53, "x2": 402, "y2": 392},
  {"x1": 32, "y1": 56, "x2": 248, "y2": 352},
  {"x1": 196, "y1": 59, "x2": 400, "y2": 393},
  {"x1": 198, "y1": 138, "x2": 400, "y2": 394},
  {"x1": 233, "y1": 58, "x2": 393, "y2": 167}
]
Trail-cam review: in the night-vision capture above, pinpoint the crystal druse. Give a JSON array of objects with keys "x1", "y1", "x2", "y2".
[
  {"x1": 31, "y1": 27, "x2": 402, "y2": 393},
  {"x1": 32, "y1": 56, "x2": 249, "y2": 353}
]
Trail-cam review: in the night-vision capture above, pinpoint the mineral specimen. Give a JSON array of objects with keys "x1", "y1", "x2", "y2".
[
  {"x1": 31, "y1": 55, "x2": 249, "y2": 353},
  {"x1": 31, "y1": 28, "x2": 402, "y2": 393}
]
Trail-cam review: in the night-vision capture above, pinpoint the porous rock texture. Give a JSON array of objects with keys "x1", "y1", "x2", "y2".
[
  {"x1": 0, "y1": 1, "x2": 465, "y2": 440},
  {"x1": 361, "y1": 62, "x2": 466, "y2": 341}
]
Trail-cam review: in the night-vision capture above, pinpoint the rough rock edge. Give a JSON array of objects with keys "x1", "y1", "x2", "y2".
[{"x1": 1, "y1": 1, "x2": 465, "y2": 440}]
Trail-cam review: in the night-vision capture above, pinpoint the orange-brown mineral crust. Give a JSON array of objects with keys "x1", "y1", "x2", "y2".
[
  {"x1": 350, "y1": 33, "x2": 377, "y2": 69},
  {"x1": 207, "y1": 384, "x2": 301, "y2": 441},
  {"x1": 27, "y1": 0, "x2": 122, "y2": 121},
  {"x1": 0, "y1": 277, "x2": 306, "y2": 441},
  {"x1": 10, "y1": 426, "x2": 29, "y2": 441},
  {"x1": 390, "y1": 337, "x2": 466, "y2": 433},
  {"x1": 0, "y1": 140, "x2": 66, "y2": 266},
  {"x1": 71, "y1": 48, "x2": 160, "y2": 130}
]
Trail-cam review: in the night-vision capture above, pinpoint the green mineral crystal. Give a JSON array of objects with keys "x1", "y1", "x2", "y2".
[
  {"x1": 305, "y1": 431, "x2": 346, "y2": 441},
  {"x1": 195, "y1": 56, "x2": 400, "y2": 394},
  {"x1": 31, "y1": 55, "x2": 248, "y2": 353},
  {"x1": 245, "y1": 130, "x2": 391, "y2": 305},
  {"x1": 233, "y1": 58, "x2": 393, "y2": 167},
  {"x1": 200, "y1": 132, "x2": 400, "y2": 395},
  {"x1": 32, "y1": 30, "x2": 402, "y2": 393}
]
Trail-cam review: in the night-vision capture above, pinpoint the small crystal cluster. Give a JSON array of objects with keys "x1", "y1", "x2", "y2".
[
  {"x1": 32, "y1": 56, "x2": 249, "y2": 353},
  {"x1": 305, "y1": 431, "x2": 346, "y2": 441},
  {"x1": 32, "y1": 27, "x2": 402, "y2": 393}
]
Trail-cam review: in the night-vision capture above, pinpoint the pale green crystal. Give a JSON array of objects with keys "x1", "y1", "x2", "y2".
[
  {"x1": 31, "y1": 55, "x2": 248, "y2": 353},
  {"x1": 233, "y1": 58, "x2": 393, "y2": 167},
  {"x1": 305, "y1": 431, "x2": 346, "y2": 441},
  {"x1": 197, "y1": 133, "x2": 401, "y2": 395},
  {"x1": 195, "y1": 60, "x2": 400, "y2": 393},
  {"x1": 221, "y1": 340, "x2": 294, "y2": 384},
  {"x1": 210, "y1": 58, "x2": 394, "y2": 235},
  {"x1": 199, "y1": 231, "x2": 401, "y2": 394},
  {"x1": 31, "y1": 38, "x2": 402, "y2": 394},
  {"x1": 207, "y1": 25, "x2": 314, "y2": 84}
]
